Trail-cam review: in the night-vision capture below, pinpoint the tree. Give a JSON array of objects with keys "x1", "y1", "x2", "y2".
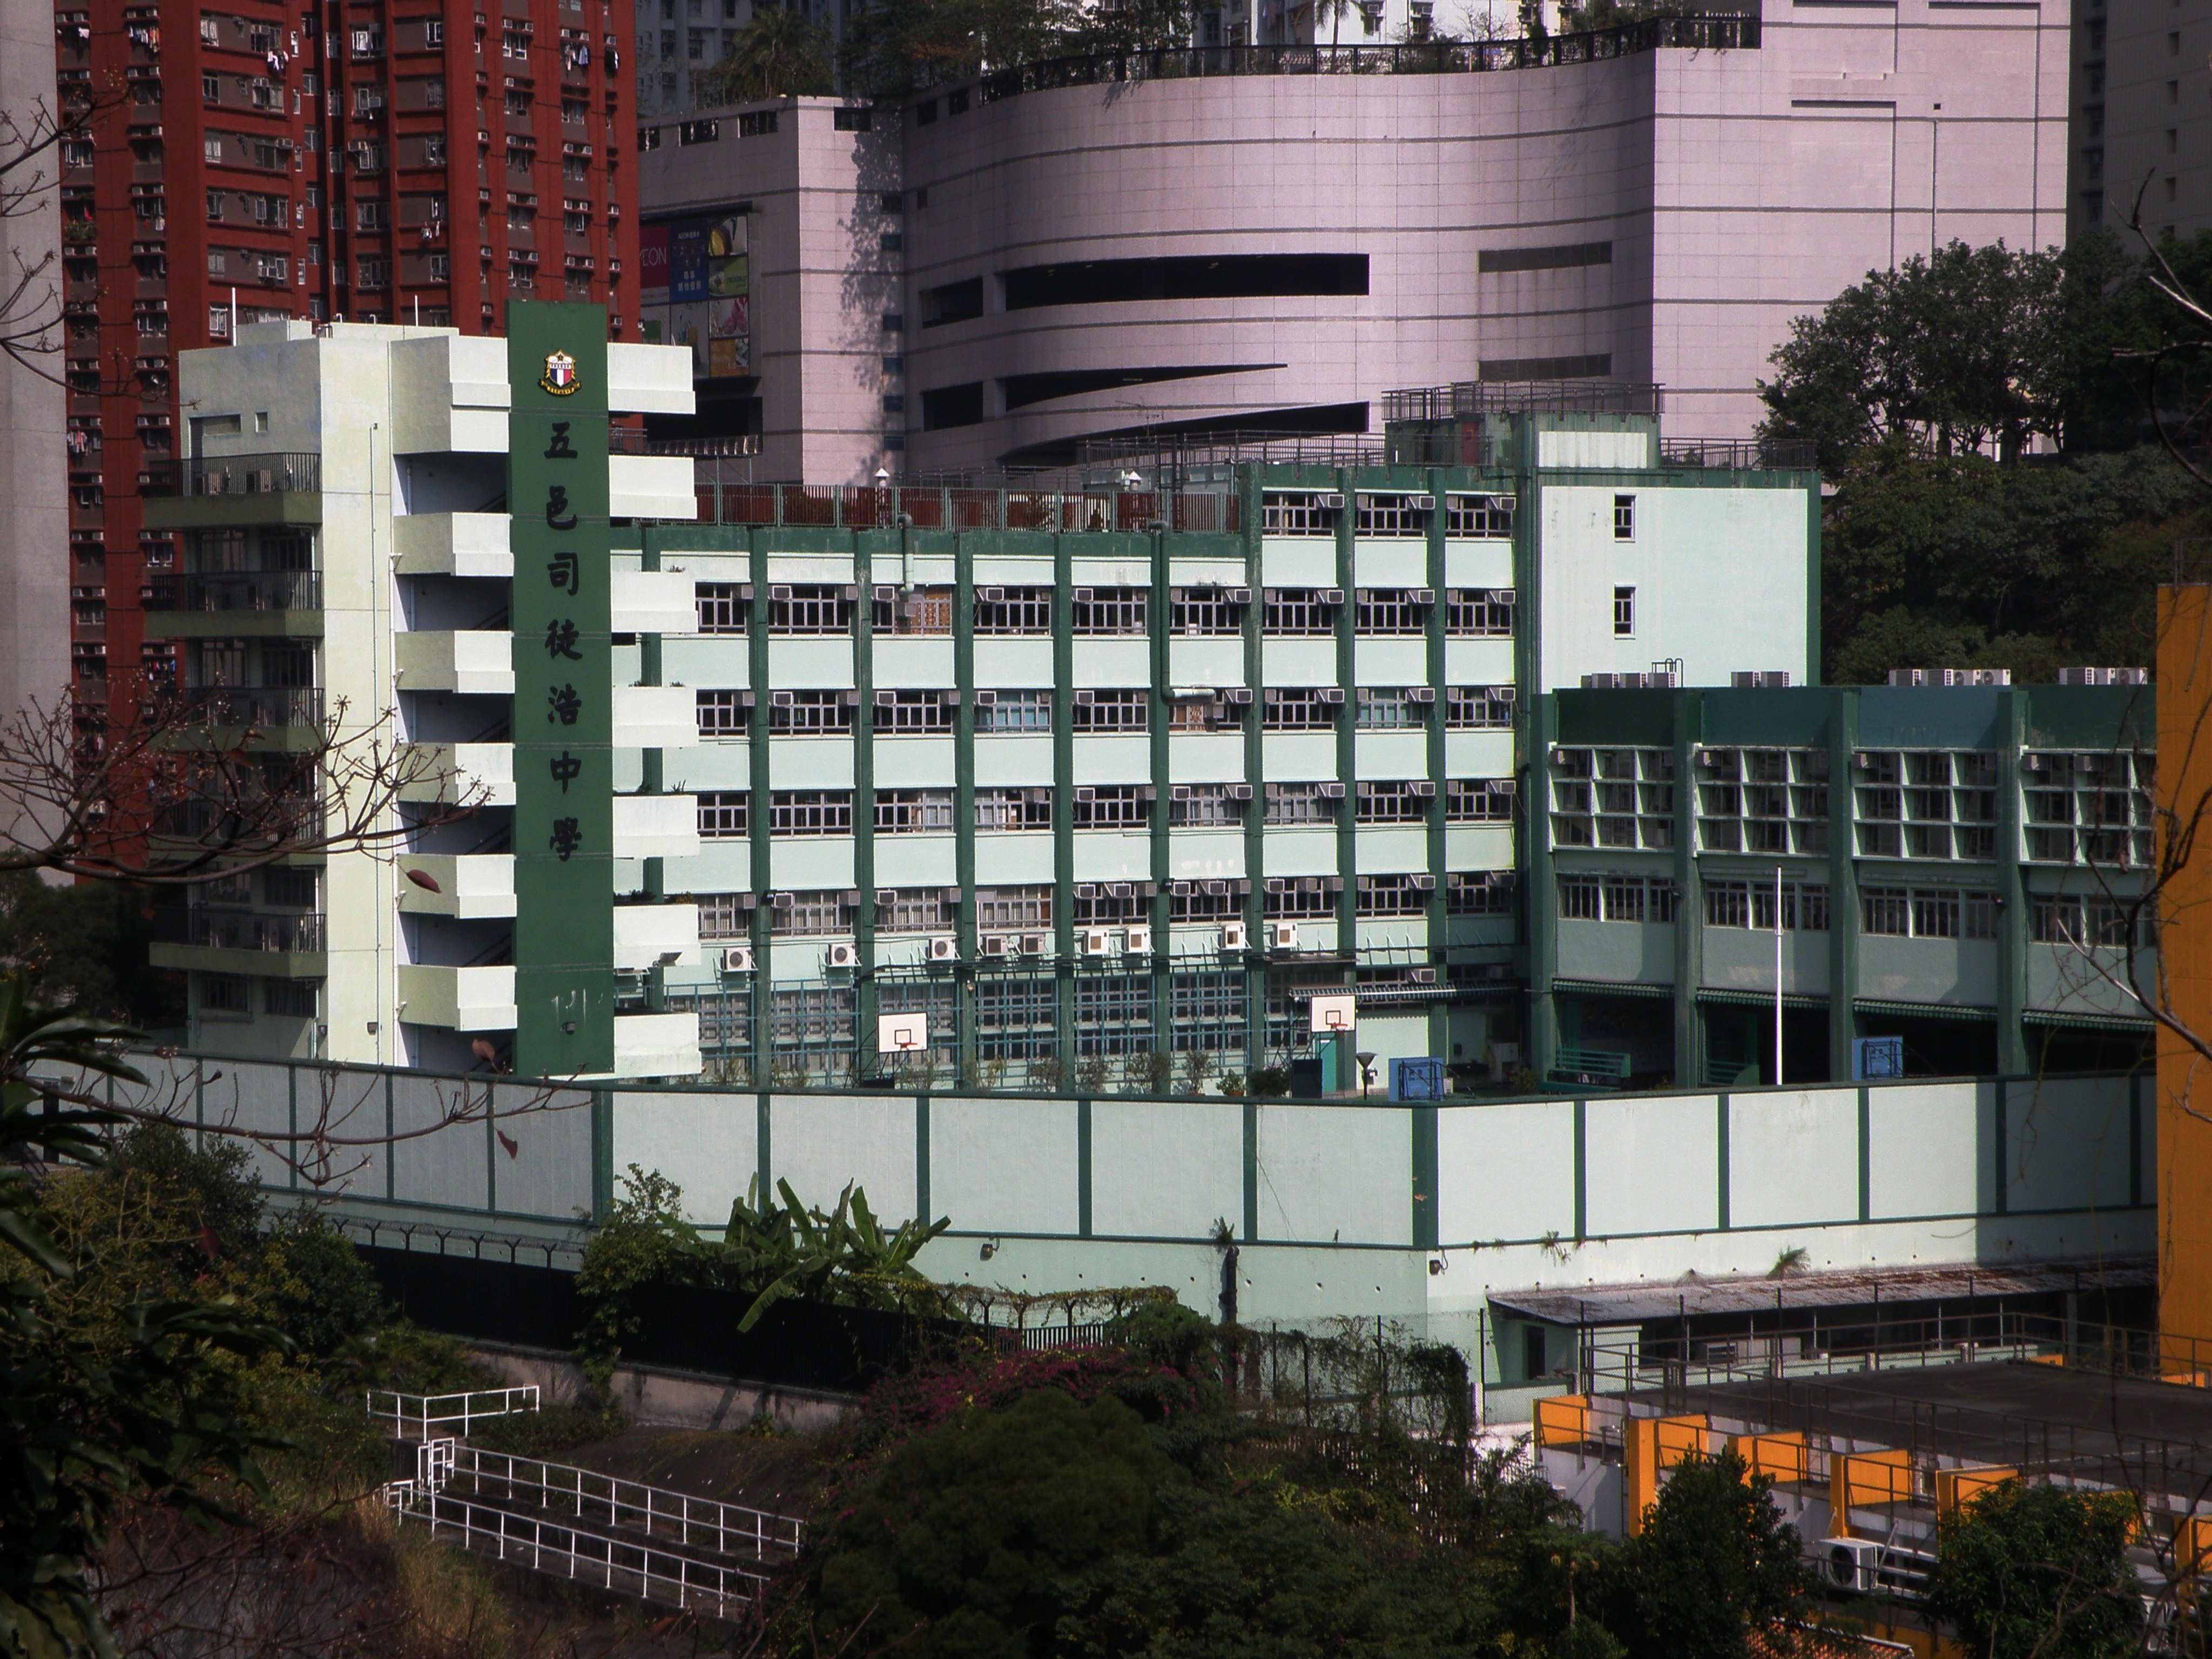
[
  {"x1": 839, "y1": 0, "x2": 1085, "y2": 98},
  {"x1": 1926, "y1": 1481, "x2": 2141, "y2": 1659},
  {"x1": 693, "y1": 3, "x2": 835, "y2": 105},
  {"x1": 1605, "y1": 1451, "x2": 1810, "y2": 1659},
  {"x1": 0, "y1": 871, "x2": 179, "y2": 1029}
]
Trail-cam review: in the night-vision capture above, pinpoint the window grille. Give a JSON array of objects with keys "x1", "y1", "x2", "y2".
[
  {"x1": 768, "y1": 691, "x2": 852, "y2": 734},
  {"x1": 1446, "y1": 589, "x2": 1515, "y2": 636},
  {"x1": 874, "y1": 789, "x2": 954, "y2": 833},
  {"x1": 1355, "y1": 588, "x2": 1431, "y2": 636},
  {"x1": 973, "y1": 585, "x2": 1052, "y2": 634},
  {"x1": 767, "y1": 583, "x2": 852, "y2": 634},
  {"x1": 766, "y1": 790, "x2": 853, "y2": 835},
  {"x1": 1072, "y1": 586, "x2": 1147, "y2": 635},
  {"x1": 1073, "y1": 690, "x2": 1148, "y2": 733},
  {"x1": 694, "y1": 691, "x2": 748, "y2": 736},
  {"x1": 695, "y1": 582, "x2": 748, "y2": 632},
  {"x1": 1445, "y1": 494, "x2": 1514, "y2": 538},
  {"x1": 1262, "y1": 588, "x2": 1340, "y2": 636},
  {"x1": 696, "y1": 791, "x2": 748, "y2": 838}
]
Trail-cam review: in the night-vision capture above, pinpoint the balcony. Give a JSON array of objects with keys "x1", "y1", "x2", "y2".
[
  {"x1": 609, "y1": 569, "x2": 693, "y2": 632},
  {"x1": 145, "y1": 570, "x2": 322, "y2": 637},
  {"x1": 611, "y1": 792, "x2": 699, "y2": 860},
  {"x1": 397, "y1": 963, "x2": 517, "y2": 1031},
  {"x1": 396, "y1": 853, "x2": 516, "y2": 919},
  {"x1": 611, "y1": 684, "x2": 699, "y2": 749},
  {"x1": 394, "y1": 512, "x2": 512, "y2": 577},
  {"x1": 397, "y1": 741, "x2": 515, "y2": 808},
  {"x1": 395, "y1": 630, "x2": 515, "y2": 695},
  {"x1": 613, "y1": 1011, "x2": 701, "y2": 1078},
  {"x1": 613, "y1": 901, "x2": 699, "y2": 969},
  {"x1": 150, "y1": 906, "x2": 326, "y2": 975},
  {"x1": 176, "y1": 685, "x2": 326, "y2": 733},
  {"x1": 143, "y1": 453, "x2": 321, "y2": 530},
  {"x1": 606, "y1": 342, "x2": 696, "y2": 415}
]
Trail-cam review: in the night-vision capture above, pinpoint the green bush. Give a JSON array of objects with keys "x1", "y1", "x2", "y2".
[
  {"x1": 256, "y1": 1208, "x2": 386, "y2": 1356},
  {"x1": 1927, "y1": 1481, "x2": 2141, "y2": 1659},
  {"x1": 1604, "y1": 1451, "x2": 1810, "y2": 1659}
]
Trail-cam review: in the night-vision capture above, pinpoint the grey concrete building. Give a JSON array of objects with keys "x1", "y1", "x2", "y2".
[{"x1": 2069, "y1": 0, "x2": 2211, "y2": 240}]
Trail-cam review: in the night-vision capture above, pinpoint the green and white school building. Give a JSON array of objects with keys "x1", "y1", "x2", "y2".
[{"x1": 153, "y1": 315, "x2": 1868, "y2": 1087}]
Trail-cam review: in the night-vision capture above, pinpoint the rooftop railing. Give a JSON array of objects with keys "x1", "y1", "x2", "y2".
[
  {"x1": 143, "y1": 452, "x2": 321, "y2": 497},
  {"x1": 1381, "y1": 380, "x2": 1664, "y2": 421},
  {"x1": 145, "y1": 570, "x2": 322, "y2": 612},
  {"x1": 690, "y1": 481, "x2": 1243, "y2": 534}
]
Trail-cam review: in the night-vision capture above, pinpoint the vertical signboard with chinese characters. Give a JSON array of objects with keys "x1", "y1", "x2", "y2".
[{"x1": 508, "y1": 302, "x2": 615, "y2": 1076}]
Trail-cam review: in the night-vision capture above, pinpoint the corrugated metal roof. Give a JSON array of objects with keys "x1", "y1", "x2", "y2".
[{"x1": 1487, "y1": 1257, "x2": 2152, "y2": 1326}]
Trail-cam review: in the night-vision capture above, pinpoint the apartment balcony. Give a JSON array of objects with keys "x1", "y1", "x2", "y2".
[
  {"x1": 144, "y1": 570, "x2": 323, "y2": 637},
  {"x1": 397, "y1": 963, "x2": 518, "y2": 1031},
  {"x1": 614, "y1": 901, "x2": 700, "y2": 969},
  {"x1": 150, "y1": 906, "x2": 326, "y2": 975},
  {"x1": 389, "y1": 334, "x2": 509, "y2": 454},
  {"x1": 142, "y1": 452, "x2": 322, "y2": 530},
  {"x1": 397, "y1": 741, "x2": 515, "y2": 808},
  {"x1": 397, "y1": 853, "x2": 516, "y2": 919},
  {"x1": 394, "y1": 512, "x2": 513, "y2": 577},
  {"x1": 611, "y1": 685, "x2": 699, "y2": 748},
  {"x1": 610, "y1": 569, "x2": 694, "y2": 632},
  {"x1": 606, "y1": 341, "x2": 696, "y2": 415},
  {"x1": 613, "y1": 1010, "x2": 701, "y2": 1078},
  {"x1": 609, "y1": 453, "x2": 696, "y2": 520},
  {"x1": 395, "y1": 630, "x2": 515, "y2": 695},
  {"x1": 612, "y1": 792, "x2": 699, "y2": 860},
  {"x1": 171, "y1": 686, "x2": 327, "y2": 747}
]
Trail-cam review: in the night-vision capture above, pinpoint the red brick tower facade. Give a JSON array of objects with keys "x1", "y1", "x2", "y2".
[{"x1": 56, "y1": 0, "x2": 637, "y2": 732}]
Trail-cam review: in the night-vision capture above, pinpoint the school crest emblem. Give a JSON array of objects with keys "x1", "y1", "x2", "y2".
[{"x1": 539, "y1": 350, "x2": 579, "y2": 396}]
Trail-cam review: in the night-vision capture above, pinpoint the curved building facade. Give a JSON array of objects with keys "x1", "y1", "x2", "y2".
[{"x1": 639, "y1": 0, "x2": 2067, "y2": 482}]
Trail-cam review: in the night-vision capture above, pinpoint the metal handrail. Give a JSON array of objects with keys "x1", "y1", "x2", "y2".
[
  {"x1": 146, "y1": 570, "x2": 322, "y2": 612},
  {"x1": 367, "y1": 1385, "x2": 541, "y2": 1440},
  {"x1": 451, "y1": 1445, "x2": 805, "y2": 1561}
]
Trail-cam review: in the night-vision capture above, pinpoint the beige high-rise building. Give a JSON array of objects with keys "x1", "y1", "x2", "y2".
[{"x1": 2070, "y1": 0, "x2": 2211, "y2": 239}]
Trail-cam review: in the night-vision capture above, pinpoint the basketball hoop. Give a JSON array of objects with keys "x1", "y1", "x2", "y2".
[
  {"x1": 1307, "y1": 993, "x2": 1356, "y2": 1035},
  {"x1": 877, "y1": 1013, "x2": 930, "y2": 1055}
]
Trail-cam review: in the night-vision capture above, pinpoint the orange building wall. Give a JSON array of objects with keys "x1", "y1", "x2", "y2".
[{"x1": 2159, "y1": 585, "x2": 2212, "y2": 1359}]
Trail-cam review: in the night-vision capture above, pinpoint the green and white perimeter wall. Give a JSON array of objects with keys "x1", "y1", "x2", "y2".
[{"x1": 129, "y1": 1050, "x2": 2152, "y2": 1393}]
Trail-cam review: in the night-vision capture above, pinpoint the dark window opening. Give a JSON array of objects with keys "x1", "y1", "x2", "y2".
[
  {"x1": 997, "y1": 401, "x2": 1367, "y2": 469},
  {"x1": 921, "y1": 382, "x2": 985, "y2": 430},
  {"x1": 1478, "y1": 241, "x2": 1613, "y2": 274},
  {"x1": 1002, "y1": 253, "x2": 1368, "y2": 312},
  {"x1": 1479, "y1": 353, "x2": 1613, "y2": 381},
  {"x1": 920, "y1": 276, "x2": 984, "y2": 327},
  {"x1": 1000, "y1": 363, "x2": 1278, "y2": 410}
]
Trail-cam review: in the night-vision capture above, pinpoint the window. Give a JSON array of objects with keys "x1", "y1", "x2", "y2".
[
  {"x1": 1170, "y1": 785, "x2": 1243, "y2": 827},
  {"x1": 1357, "y1": 874, "x2": 1432, "y2": 917},
  {"x1": 426, "y1": 17, "x2": 444, "y2": 43},
  {"x1": 203, "y1": 71, "x2": 220, "y2": 100},
  {"x1": 1613, "y1": 494, "x2": 1635, "y2": 540},
  {"x1": 1446, "y1": 685, "x2": 1515, "y2": 729},
  {"x1": 1074, "y1": 786, "x2": 1150, "y2": 830},
  {"x1": 1911, "y1": 888, "x2": 1960, "y2": 939},
  {"x1": 206, "y1": 188, "x2": 226, "y2": 221},
  {"x1": 1357, "y1": 781, "x2": 1433, "y2": 824},
  {"x1": 770, "y1": 892, "x2": 852, "y2": 936},
  {"x1": 767, "y1": 583, "x2": 853, "y2": 634},
  {"x1": 697, "y1": 584, "x2": 750, "y2": 637},
  {"x1": 876, "y1": 889, "x2": 949, "y2": 932},
  {"x1": 1446, "y1": 589, "x2": 1515, "y2": 637},
  {"x1": 1264, "y1": 782, "x2": 1341, "y2": 825},
  {"x1": 873, "y1": 584, "x2": 952, "y2": 634},
  {"x1": 1073, "y1": 586, "x2": 1146, "y2": 635},
  {"x1": 1170, "y1": 586, "x2": 1246, "y2": 635},
  {"x1": 1355, "y1": 687, "x2": 1428, "y2": 730},
  {"x1": 697, "y1": 791, "x2": 748, "y2": 837},
  {"x1": 355, "y1": 200, "x2": 387, "y2": 231},
  {"x1": 767, "y1": 790, "x2": 854, "y2": 835},
  {"x1": 1861, "y1": 887, "x2": 1910, "y2": 936},
  {"x1": 204, "y1": 135, "x2": 224, "y2": 164},
  {"x1": 1445, "y1": 494, "x2": 1514, "y2": 538},
  {"x1": 875, "y1": 789, "x2": 954, "y2": 833},
  {"x1": 1073, "y1": 690, "x2": 1148, "y2": 733},
  {"x1": 1170, "y1": 882, "x2": 1239, "y2": 922},
  {"x1": 738, "y1": 109, "x2": 778, "y2": 136},
  {"x1": 834, "y1": 106, "x2": 872, "y2": 131},
  {"x1": 698, "y1": 893, "x2": 750, "y2": 938},
  {"x1": 768, "y1": 691, "x2": 853, "y2": 734},
  {"x1": 264, "y1": 979, "x2": 318, "y2": 1017},
  {"x1": 1355, "y1": 492, "x2": 1428, "y2": 537},
  {"x1": 695, "y1": 690, "x2": 750, "y2": 735},
  {"x1": 1266, "y1": 878, "x2": 1338, "y2": 918},
  {"x1": 1262, "y1": 687, "x2": 1341, "y2": 730},
  {"x1": 1449, "y1": 871, "x2": 1515, "y2": 916},
  {"x1": 979, "y1": 690, "x2": 1051, "y2": 733},
  {"x1": 1613, "y1": 586, "x2": 1636, "y2": 637},
  {"x1": 975, "y1": 788, "x2": 1053, "y2": 832},
  {"x1": 973, "y1": 585, "x2": 1052, "y2": 635},
  {"x1": 1074, "y1": 885, "x2": 1144, "y2": 923},
  {"x1": 1261, "y1": 490, "x2": 1339, "y2": 536},
  {"x1": 198, "y1": 973, "x2": 252, "y2": 1015},
  {"x1": 1355, "y1": 588, "x2": 1431, "y2": 636},
  {"x1": 1169, "y1": 693, "x2": 1245, "y2": 734},
  {"x1": 1262, "y1": 587, "x2": 1340, "y2": 636},
  {"x1": 1446, "y1": 779, "x2": 1513, "y2": 822},
  {"x1": 873, "y1": 690, "x2": 955, "y2": 734},
  {"x1": 976, "y1": 886, "x2": 1052, "y2": 929}
]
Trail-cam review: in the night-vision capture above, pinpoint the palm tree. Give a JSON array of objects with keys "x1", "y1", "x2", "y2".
[{"x1": 697, "y1": 3, "x2": 834, "y2": 105}]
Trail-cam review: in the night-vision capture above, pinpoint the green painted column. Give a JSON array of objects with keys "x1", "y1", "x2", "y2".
[
  {"x1": 1334, "y1": 469, "x2": 1359, "y2": 958},
  {"x1": 508, "y1": 302, "x2": 614, "y2": 1077},
  {"x1": 1828, "y1": 689, "x2": 1860, "y2": 1082},
  {"x1": 1997, "y1": 689, "x2": 2029, "y2": 1074},
  {"x1": 1241, "y1": 470, "x2": 1268, "y2": 1075},
  {"x1": 953, "y1": 529, "x2": 978, "y2": 1084},
  {"x1": 1424, "y1": 472, "x2": 1449, "y2": 1061},
  {"x1": 1673, "y1": 690, "x2": 1702, "y2": 1087},
  {"x1": 853, "y1": 543, "x2": 878, "y2": 1075},
  {"x1": 1527, "y1": 692, "x2": 1559, "y2": 1081},
  {"x1": 1149, "y1": 519, "x2": 1174, "y2": 1068},
  {"x1": 639, "y1": 528, "x2": 666, "y2": 1014},
  {"x1": 748, "y1": 526, "x2": 773, "y2": 1085},
  {"x1": 1053, "y1": 531, "x2": 1076, "y2": 1078}
]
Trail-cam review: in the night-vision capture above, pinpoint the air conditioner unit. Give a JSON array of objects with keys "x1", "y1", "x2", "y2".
[
  {"x1": 1123, "y1": 924, "x2": 1153, "y2": 955},
  {"x1": 1108, "y1": 882, "x2": 1135, "y2": 900},
  {"x1": 770, "y1": 583, "x2": 793, "y2": 601},
  {"x1": 1226, "y1": 783, "x2": 1254, "y2": 801},
  {"x1": 825, "y1": 942, "x2": 859, "y2": 970},
  {"x1": 1204, "y1": 879, "x2": 1229, "y2": 896},
  {"x1": 1019, "y1": 932, "x2": 1048, "y2": 955},
  {"x1": 1409, "y1": 966, "x2": 1438, "y2": 985},
  {"x1": 1072, "y1": 585, "x2": 1094, "y2": 602},
  {"x1": 1170, "y1": 784, "x2": 1193, "y2": 801},
  {"x1": 1082, "y1": 927, "x2": 1110, "y2": 955},
  {"x1": 874, "y1": 887, "x2": 897, "y2": 906},
  {"x1": 1408, "y1": 780, "x2": 1437, "y2": 798},
  {"x1": 1318, "y1": 492, "x2": 1345, "y2": 510},
  {"x1": 2022, "y1": 753, "x2": 2049, "y2": 772},
  {"x1": 770, "y1": 890, "x2": 795, "y2": 908},
  {"x1": 1074, "y1": 689, "x2": 1095, "y2": 706},
  {"x1": 770, "y1": 689, "x2": 795, "y2": 708},
  {"x1": 1412, "y1": 587, "x2": 1436, "y2": 605},
  {"x1": 1322, "y1": 587, "x2": 1346, "y2": 605},
  {"x1": 720, "y1": 945, "x2": 754, "y2": 974},
  {"x1": 873, "y1": 583, "x2": 898, "y2": 602},
  {"x1": 1853, "y1": 751, "x2": 1878, "y2": 770},
  {"x1": 1219, "y1": 922, "x2": 1249, "y2": 952},
  {"x1": 1269, "y1": 921, "x2": 1299, "y2": 951},
  {"x1": 1075, "y1": 786, "x2": 1096, "y2": 802},
  {"x1": 981, "y1": 933, "x2": 1011, "y2": 957},
  {"x1": 1409, "y1": 873, "x2": 1437, "y2": 891},
  {"x1": 973, "y1": 689, "x2": 996, "y2": 706},
  {"x1": 977, "y1": 585, "x2": 1005, "y2": 602},
  {"x1": 1224, "y1": 686, "x2": 1253, "y2": 705},
  {"x1": 840, "y1": 584, "x2": 860, "y2": 601},
  {"x1": 1317, "y1": 686, "x2": 1346, "y2": 704},
  {"x1": 1169, "y1": 880, "x2": 1193, "y2": 898},
  {"x1": 1407, "y1": 685, "x2": 1437, "y2": 703},
  {"x1": 1318, "y1": 781, "x2": 1347, "y2": 799},
  {"x1": 1818, "y1": 1537, "x2": 1885, "y2": 1595},
  {"x1": 873, "y1": 689, "x2": 898, "y2": 706},
  {"x1": 1494, "y1": 685, "x2": 1518, "y2": 704},
  {"x1": 927, "y1": 935, "x2": 959, "y2": 963},
  {"x1": 1228, "y1": 586, "x2": 1253, "y2": 604}
]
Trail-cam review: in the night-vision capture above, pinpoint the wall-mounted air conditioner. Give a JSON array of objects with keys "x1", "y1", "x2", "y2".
[
  {"x1": 1123, "y1": 924, "x2": 1152, "y2": 955},
  {"x1": 1269, "y1": 921, "x2": 1299, "y2": 952},
  {"x1": 927, "y1": 935, "x2": 959, "y2": 963},
  {"x1": 1082, "y1": 927, "x2": 1110, "y2": 955},
  {"x1": 825, "y1": 942, "x2": 859, "y2": 970},
  {"x1": 1219, "y1": 922, "x2": 1248, "y2": 952},
  {"x1": 1019, "y1": 933, "x2": 1048, "y2": 955},
  {"x1": 980, "y1": 933, "x2": 1011, "y2": 957},
  {"x1": 720, "y1": 946, "x2": 753, "y2": 974}
]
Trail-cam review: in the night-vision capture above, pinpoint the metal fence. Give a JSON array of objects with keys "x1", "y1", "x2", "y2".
[
  {"x1": 367, "y1": 1385, "x2": 541, "y2": 1440},
  {"x1": 448, "y1": 1446, "x2": 806, "y2": 1563},
  {"x1": 685, "y1": 479, "x2": 1243, "y2": 535},
  {"x1": 145, "y1": 571, "x2": 322, "y2": 613}
]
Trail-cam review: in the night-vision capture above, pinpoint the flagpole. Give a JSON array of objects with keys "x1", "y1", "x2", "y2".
[{"x1": 1774, "y1": 864, "x2": 1784, "y2": 1087}]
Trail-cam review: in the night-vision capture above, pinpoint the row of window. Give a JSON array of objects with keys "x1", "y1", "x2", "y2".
[
  {"x1": 692, "y1": 583, "x2": 1518, "y2": 639},
  {"x1": 694, "y1": 779, "x2": 1514, "y2": 837},
  {"x1": 1259, "y1": 491, "x2": 1518, "y2": 539},
  {"x1": 1555, "y1": 873, "x2": 2147, "y2": 944},
  {"x1": 694, "y1": 686, "x2": 1515, "y2": 737},
  {"x1": 693, "y1": 872, "x2": 1509, "y2": 936}
]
